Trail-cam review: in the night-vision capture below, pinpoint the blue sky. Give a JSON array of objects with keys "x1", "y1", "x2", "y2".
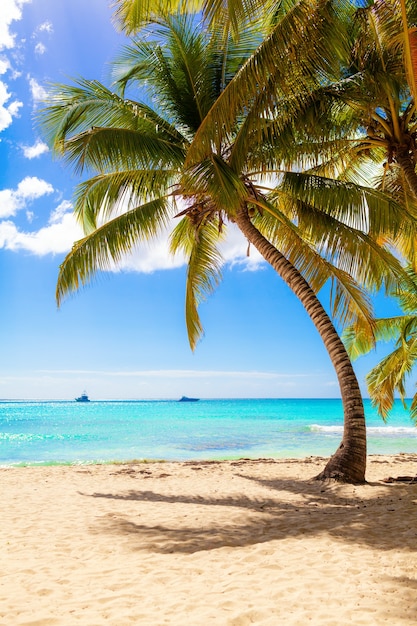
[{"x1": 0, "y1": 0, "x2": 394, "y2": 400}]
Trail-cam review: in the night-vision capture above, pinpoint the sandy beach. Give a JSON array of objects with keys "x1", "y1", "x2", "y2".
[{"x1": 1, "y1": 454, "x2": 417, "y2": 625}]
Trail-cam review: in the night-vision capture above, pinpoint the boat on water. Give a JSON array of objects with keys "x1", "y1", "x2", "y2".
[
  {"x1": 178, "y1": 396, "x2": 199, "y2": 402},
  {"x1": 75, "y1": 392, "x2": 90, "y2": 403}
]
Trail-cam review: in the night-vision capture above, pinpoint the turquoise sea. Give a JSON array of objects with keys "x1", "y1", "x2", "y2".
[{"x1": 0, "y1": 398, "x2": 416, "y2": 467}]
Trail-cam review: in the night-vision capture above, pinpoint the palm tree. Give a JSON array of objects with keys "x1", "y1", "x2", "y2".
[{"x1": 39, "y1": 11, "x2": 410, "y2": 483}]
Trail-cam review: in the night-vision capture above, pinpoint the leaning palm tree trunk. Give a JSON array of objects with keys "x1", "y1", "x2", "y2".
[{"x1": 235, "y1": 206, "x2": 367, "y2": 483}]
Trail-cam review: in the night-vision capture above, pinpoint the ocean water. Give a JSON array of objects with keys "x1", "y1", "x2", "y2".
[{"x1": 0, "y1": 398, "x2": 416, "y2": 467}]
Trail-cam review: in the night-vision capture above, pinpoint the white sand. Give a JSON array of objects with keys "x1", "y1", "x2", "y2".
[{"x1": 1, "y1": 454, "x2": 417, "y2": 625}]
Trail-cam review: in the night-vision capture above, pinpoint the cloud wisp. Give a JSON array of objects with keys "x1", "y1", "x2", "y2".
[
  {"x1": 37, "y1": 368, "x2": 314, "y2": 380},
  {"x1": 0, "y1": 0, "x2": 30, "y2": 131}
]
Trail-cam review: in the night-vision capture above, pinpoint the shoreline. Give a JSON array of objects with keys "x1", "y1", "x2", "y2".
[
  {"x1": 0, "y1": 452, "x2": 417, "y2": 471},
  {"x1": 2, "y1": 454, "x2": 417, "y2": 624},
  {"x1": 1, "y1": 450, "x2": 416, "y2": 469}
]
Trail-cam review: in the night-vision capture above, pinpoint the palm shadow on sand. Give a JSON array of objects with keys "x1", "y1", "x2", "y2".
[{"x1": 83, "y1": 459, "x2": 417, "y2": 557}]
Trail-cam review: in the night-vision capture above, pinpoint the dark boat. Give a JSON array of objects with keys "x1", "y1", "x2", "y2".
[
  {"x1": 178, "y1": 396, "x2": 199, "y2": 402},
  {"x1": 75, "y1": 391, "x2": 90, "y2": 402}
]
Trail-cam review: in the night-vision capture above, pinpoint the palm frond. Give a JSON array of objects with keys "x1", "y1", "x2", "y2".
[
  {"x1": 111, "y1": 0, "x2": 272, "y2": 39},
  {"x1": 203, "y1": 0, "x2": 274, "y2": 37},
  {"x1": 400, "y1": 0, "x2": 417, "y2": 104},
  {"x1": 113, "y1": 12, "x2": 263, "y2": 128},
  {"x1": 57, "y1": 197, "x2": 171, "y2": 304},
  {"x1": 267, "y1": 174, "x2": 411, "y2": 297},
  {"x1": 37, "y1": 79, "x2": 186, "y2": 155},
  {"x1": 280, "y1": 172, "x2": 407, "y2": 235},
  {"x1": 253, "y1": 202, "x2": 375, "y2": 329},
  {"x1": 343, "y1": 315, "x2": 417, "y2": 360},
  {"x1": 62, "y1": 126, "x2": 185, "y2": 175},
  {"x1": 111, "y1": 0, "x2": 202, "y2": 33},
  {"x1": 409, "y1": 392, "x2": 417, "y2": 424},
  {"x1": 394, "y1": 267, "x2": 417, "y2": 313},
  {"x1": 73, "y1": 169, "x2": 175, "y2": 231},
  {"x1": 170, "y1": 216, "x2": 224, "y2": 349},
  {"x1": 366, "y1": 337, "x2": 417, "y2": 420}
]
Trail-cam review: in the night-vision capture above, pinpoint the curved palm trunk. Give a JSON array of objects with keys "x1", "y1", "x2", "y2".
[{"x1": 235, "y1": 207, "x2": 367, "y2": 483}]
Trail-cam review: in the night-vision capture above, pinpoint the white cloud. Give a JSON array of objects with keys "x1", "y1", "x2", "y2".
[
  {"x1": 113, "y1": 221, "x2": 264, "y2": 274},
  {"x1": 38, "y1": 21, "x2": 53, "y2": 34},
  {"x1": 28, "y1": 76, "x2": 48, "y2": 102},
  {"x1": 0, "y1": 176, "x2": 53, "y2": 218},
  {"x1": 0, "y1": 82, "x2": 13, "y2": 129},
  {"x1": 32, "y1": 20, "x2": 52, "y2": 56},
  {"x1": 22, "y1": 139, "x2": 49, "y2": 159},
  {"x1": 7, "y1": 98, "x2": 22, "y2": 116},
  {"x1": 0, "y1": 188, "x2": 266, "y2": 275},
  {"x1": 0, "y1": 1, "x2": 30, "y2": 133},
  {"x1": 48, "y1": 200, "x2": 72, "y2": 224},
  {"x1": 0, "y1": 58, "x2": 10, "y2": 75},
  {"x1": 16, "y1": 176, "x2": 53, "y2": 200},
  {"x1": 0, "y1": 0, "x2": 31, "y2": 51},
  {"x1": 0, "y1": 210, "x2": 184, "y2": 265},
  {"x1": 0, "y1": 201, "x2": 83, "y2": 254},
  {"x1": 34, "y1": 42, "x2": 46, "y2": 55},
  {"x1": 0, "y1": 79, "x2": 22, "y2": 131},
  {"x1": 0, "y1": 200, "x2": 172, "y2": 260},
  {"x1": 219, "y1": 222, "x2": 264, "y2": 269},
  {"x1": 115, "y1": 225, "x2": 186, "y2": 273}
]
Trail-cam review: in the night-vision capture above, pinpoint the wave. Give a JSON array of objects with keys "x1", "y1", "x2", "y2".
[{"x1": 309, "y1": 424, "x2": 417, "y2": 436}]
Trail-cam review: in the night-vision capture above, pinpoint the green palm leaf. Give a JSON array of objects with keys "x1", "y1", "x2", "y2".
[
  {"x1": 112, "y1": 0, "x2": 203, "y2": 33},
  {"x1": 57, "y1": 197, "x2": 171, "y2": 305},
  {"x1": 170, "y1": 216, "x2": 224, "y2": 349},
  {"x1": 63, "y1": 126, "x2": 185, "y2": 175},
  {"x1": 73, "y1": 169, "x2": 176, "y2": 231}
]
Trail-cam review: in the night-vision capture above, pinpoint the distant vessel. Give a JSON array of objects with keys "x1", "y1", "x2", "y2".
[
  {"x1": 178, "y1": 396, "x2": 199, "y2": 402},
  {"x1": 75, "y1": 391, "x2": 90, "y2": 403}
]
